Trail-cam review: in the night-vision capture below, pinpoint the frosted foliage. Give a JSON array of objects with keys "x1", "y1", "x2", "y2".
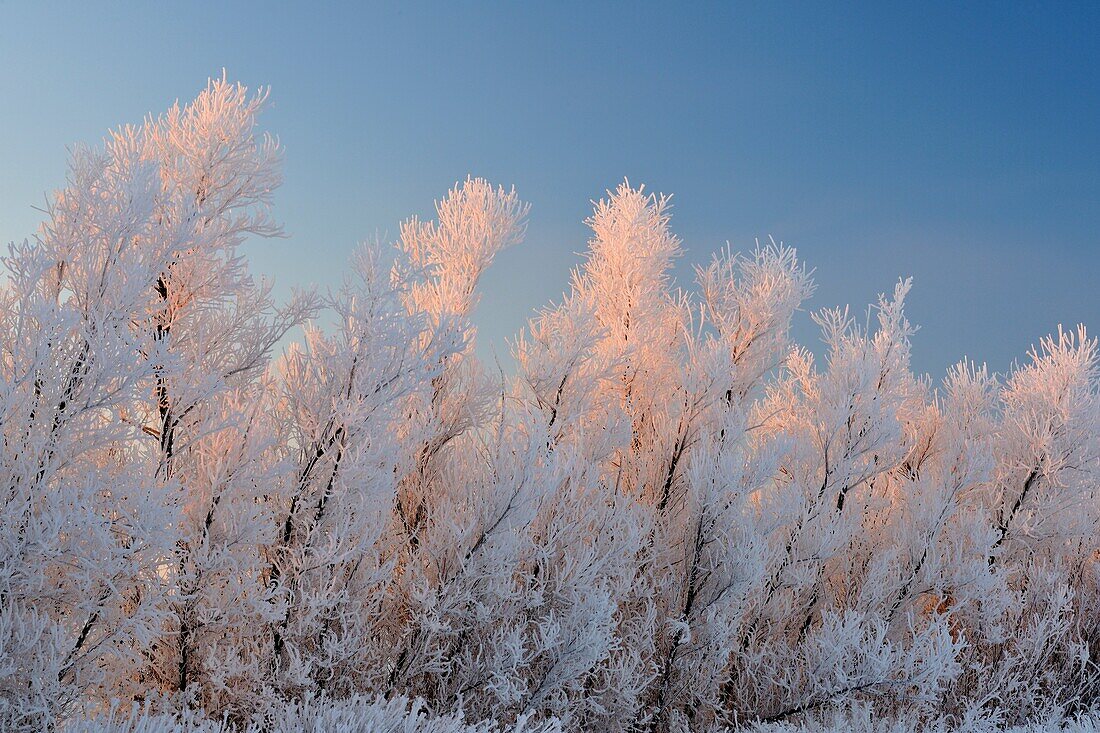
[{"x1": 1, "y1": 79, "x2": 1097, "y2": 732}]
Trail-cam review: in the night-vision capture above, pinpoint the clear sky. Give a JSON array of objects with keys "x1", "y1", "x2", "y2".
[{"x1": 1, "y1": 2, "x2": 1097, "y2": 378}]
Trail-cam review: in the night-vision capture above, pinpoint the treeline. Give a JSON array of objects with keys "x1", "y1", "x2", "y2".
[{"x1": 1, "y1": 79, "x2": 1097, "y2": 732}]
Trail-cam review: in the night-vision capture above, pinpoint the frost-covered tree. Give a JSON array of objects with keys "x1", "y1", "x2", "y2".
[{"x1": 125, "y1": 78, "x2": 316, "y2": 715}]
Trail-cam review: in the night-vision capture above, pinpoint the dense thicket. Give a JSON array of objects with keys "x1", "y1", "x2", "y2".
[{"x1": 2, "y1": 80, "x2": 1097, "y2": 732}]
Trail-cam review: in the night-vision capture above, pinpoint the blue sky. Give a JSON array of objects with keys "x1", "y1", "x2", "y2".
[{"x1": 1, "y1": 2, "x2": 1097, "y2": 377}]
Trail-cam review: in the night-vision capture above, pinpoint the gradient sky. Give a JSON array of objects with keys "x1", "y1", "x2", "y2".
[{"x1": 1, "y1": 2, "x2": 1097, "y2": 378}]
